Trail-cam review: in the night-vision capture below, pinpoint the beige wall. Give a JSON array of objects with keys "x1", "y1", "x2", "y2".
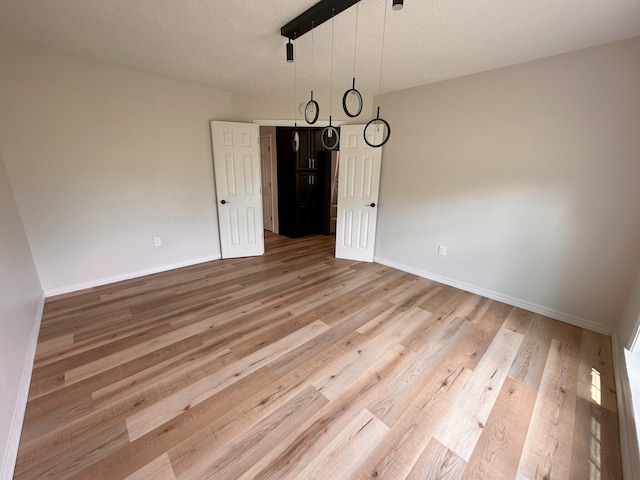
[
  {"x1": 232, "y1": 91, "x2": 374, "y2": 124},
  {"x1": 0, "y1": 150, "x2": 42, "y2": 478},
  {"x1": 374, "y1": 37, "x2": 640, "y2": 333},
  {"x1": 619, "y1": 268, "x2": 640, "y2": 349},
  {"x1": 0, "y1": 43, "x2": 233, "y2": 293}
]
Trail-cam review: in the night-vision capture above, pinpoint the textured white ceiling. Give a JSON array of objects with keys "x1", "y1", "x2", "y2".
[{"x1": 0, "y1": 0, "x2": 639, "y2": 96}]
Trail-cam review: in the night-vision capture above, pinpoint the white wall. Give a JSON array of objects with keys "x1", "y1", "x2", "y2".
[
  {"x1": 374, "y1": 37, "x2": 640, "y2": 333},
  {"x1": 618, "y1": 267, "x2": 640, "y2": 349},
  {"x1": 0, "y1": 43, "x2": 233, "y2": 294},
  {"x1": 232, "y1": 91, "x2": 374, "y2": 124},
  {"x1": 0, "y1": 150, "x2": 43, "y2": 479}
]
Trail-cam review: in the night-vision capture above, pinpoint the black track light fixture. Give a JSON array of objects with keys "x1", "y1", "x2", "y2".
[
  {"x1": 286, "y1": 38, "x2": 294, "y2": 62},
  {"x1": 392, "y1": 0, "x2": 404, "y2": 10}
]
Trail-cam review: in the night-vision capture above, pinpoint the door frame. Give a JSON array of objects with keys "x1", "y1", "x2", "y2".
[
  {"x1": 259, "y1": 130, "x2": 279, "y2": 234},
  {"x1": 255, "y1": 121, "x2": 344, "y2": 237}
]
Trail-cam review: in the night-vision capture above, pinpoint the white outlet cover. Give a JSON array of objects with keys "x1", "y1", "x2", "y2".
[
  {"x1": 154, "y1": 237, "x2": 162, "y2": 247},
  {"x1": 438, "y1": 245, "x2": 447, "y2": 256}
]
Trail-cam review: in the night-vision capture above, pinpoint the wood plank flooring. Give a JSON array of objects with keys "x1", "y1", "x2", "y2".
[{"x1": 14, "y1": 232, "x2": 623, "y2": 479}]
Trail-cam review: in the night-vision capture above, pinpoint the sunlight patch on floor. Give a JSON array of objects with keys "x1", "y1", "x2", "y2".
[{"x1": 589, "y1": 415, "x2": 602, "y2": 480}]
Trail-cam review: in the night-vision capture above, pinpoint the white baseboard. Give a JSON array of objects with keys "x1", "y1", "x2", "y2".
[
  {"x1": 612, "y1": 334, "x2": 640, "y2": 480},
  {"x1": 373, "y1": 256, "x2": 610, "y2": 335},
  {"x1": 1, "y1": 292, "x2": 45, "y2": 480},
  {"x1": 44, "y1": 255, "x2": 222, "y2": 297}
]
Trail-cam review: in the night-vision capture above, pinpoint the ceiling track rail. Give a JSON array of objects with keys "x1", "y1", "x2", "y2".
[{"x1": 281, "y1": 0, "x2": 360, "y2": 40}]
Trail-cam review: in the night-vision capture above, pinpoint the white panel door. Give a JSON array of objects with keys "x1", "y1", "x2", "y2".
[
  {"x1": 211, "y1": 121, "x2": 264, "y2": 259},
  {"x1": 335, "y1": 124, "x2": 383, "y2": 262}
]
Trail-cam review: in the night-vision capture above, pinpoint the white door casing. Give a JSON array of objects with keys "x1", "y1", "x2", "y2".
[
  {"x1": 211, "y1": 121, "x2": 264, "y2": 259},
  {"x1": 260, "y1": 134, "x2": 274, "y2": 232},
  {"x1": 335, "y1": 124, "x2": 383, "y2": 262}
]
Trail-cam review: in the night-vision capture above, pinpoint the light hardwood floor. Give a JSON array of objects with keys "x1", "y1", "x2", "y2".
[{"x1": 15, "y1": 232, "x2": 622, "y2": 479}]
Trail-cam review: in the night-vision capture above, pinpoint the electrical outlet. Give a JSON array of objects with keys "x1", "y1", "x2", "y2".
[
  {"x1": 154, "y1": 237, "x2": 162, "y2": 247},
  {"x1": 438, "y1": 245, "x2": 447, "y2": 256}
]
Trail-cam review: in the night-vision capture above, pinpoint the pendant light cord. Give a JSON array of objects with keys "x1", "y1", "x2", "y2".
[
  {"x1": 321, "y1": 10, "x2": 340, "y2": 150},
  {"x1": 362, "y1": 0, "x2": 391, "y2": 148},
  {"x1": 330, "y1": 10, "x2": 335, "y2": 119},
  {"x1": 305, "y1": 21, "x2": 319, "y2": 125},
  {"x1": 311, "y1": 22, "x2": 314, "y2": 82},
  {"x1": 353, "y1": 1, "x2": 359, "y2": 79},
  {"x1": 293, "y1": 34, "x2": 297, "y2": 123},
  {"x1": 378, "y1": 1, "x2": 388, "y2": 96}
]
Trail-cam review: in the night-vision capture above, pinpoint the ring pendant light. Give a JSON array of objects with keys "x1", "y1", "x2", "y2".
[
  {"x1": 342, "y1": 0, "x2": 363, "y2": 118},
  {"x1": 281, "y1": 0, "x2": 403, "y2": 146},
  {"x1": 304, "y1": 22, "x2": 320, "y2": 124},
  {"x1": 321, "y1": 10, "x2": 340, "y2": 150},
  {"x1": 364, "y1": 0, "x2": 391, "y2": 148}
]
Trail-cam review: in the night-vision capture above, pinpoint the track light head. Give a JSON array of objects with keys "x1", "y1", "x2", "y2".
[
  {"x1": 392, "y1": 0, "x2": 403, "y2": 10},
  {"x1": 286, "y1": 38, "x2": 294, "y2": 62}
]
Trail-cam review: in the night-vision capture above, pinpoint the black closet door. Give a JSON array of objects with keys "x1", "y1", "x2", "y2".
[{"x1": 276, "y1": 127, "x2": 326, "y2": 238}]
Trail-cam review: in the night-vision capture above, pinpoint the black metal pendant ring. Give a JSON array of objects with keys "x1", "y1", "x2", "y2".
[
  {"x1": 321, "y1": 126, "x2": 340, "y2": 150},
  {"x1": 342, "y1": 78, "x2": 363, "y2": 117},
  {"x1": 364, "y1": 107, "x2": 391, "y2": 148},
  {"x1": 305, "y1": 92, "x2": 319, "y2": 124},
  {"x1": 292, "y1": 128, "x2": 300, "y2": 152}
]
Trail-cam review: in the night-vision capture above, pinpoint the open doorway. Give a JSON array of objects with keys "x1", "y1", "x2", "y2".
[
  {"x1": 260, "y1": 125, "x2": 338, "y2": 240},
  {"x1": 256, "y1": 122, "x2": 383, "y2": 262}
]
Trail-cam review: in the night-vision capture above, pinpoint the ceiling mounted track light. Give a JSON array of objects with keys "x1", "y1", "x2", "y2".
[
  {"x1": 392, "y1": 0, "x2": 404, "y2": 11},
  {"x1": 281, "y1": 0, "x2": 359, "y2": 40}
]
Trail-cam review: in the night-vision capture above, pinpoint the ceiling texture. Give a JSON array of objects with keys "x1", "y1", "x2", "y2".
[{"x1": 0, "y1": 0, "x2": 639, "y2": 97}]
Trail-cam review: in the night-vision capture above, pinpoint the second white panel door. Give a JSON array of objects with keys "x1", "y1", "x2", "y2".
[{"x1": 335, "y1": 124, "x2": 383, "y2": 262}]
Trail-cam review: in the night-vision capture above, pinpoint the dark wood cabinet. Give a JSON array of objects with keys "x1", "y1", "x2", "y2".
[
  {"x1": 296, "y1": 128, "x2": 322, "y2": 170},
  {"x1": 276, "y1": 127, "x2": 326, "y2": 238}
]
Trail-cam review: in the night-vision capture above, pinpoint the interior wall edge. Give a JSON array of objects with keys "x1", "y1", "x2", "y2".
[
  {"x1": 44, "y1": 254, "x2": 221, "y2": 298},
  {"x1": 611, "y1": 333, "x2": 640, "y2": 480},
  {"x1": 0, "y1": 291, "x2": 44, "y2": 480},
  {"x1": 374, "y1": 255, "x2": 611, "y2": 336}
]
